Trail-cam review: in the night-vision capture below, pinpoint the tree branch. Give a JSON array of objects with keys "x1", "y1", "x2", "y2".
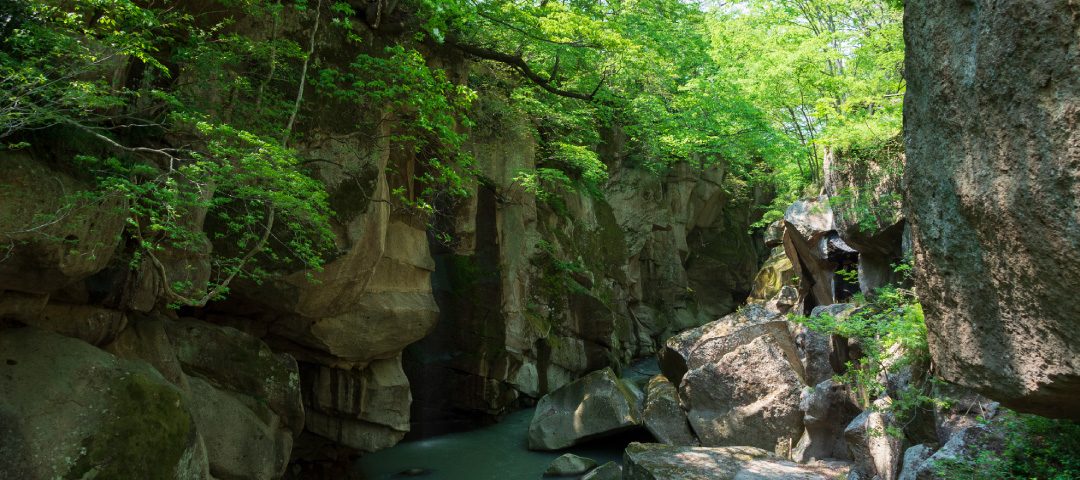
[{"x1": 444, "y1": 37, "x2": 600, "y2": 101}]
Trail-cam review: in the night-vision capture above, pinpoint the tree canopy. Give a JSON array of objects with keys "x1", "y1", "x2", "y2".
[{"x1": 0, "y1": 0, "x2": 903, "y2": 304}]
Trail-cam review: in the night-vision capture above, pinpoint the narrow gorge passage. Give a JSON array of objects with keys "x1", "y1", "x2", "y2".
[{"x1": 1, "y1": 0, "x2": 1078, "y2": 479}]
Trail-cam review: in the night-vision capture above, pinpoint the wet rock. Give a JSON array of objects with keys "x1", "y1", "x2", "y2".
[
  {"x1": 642, "y1": 375, "x2": 698, "y2": 447},
  {"x1": 844, "y1": 399, "x2": 902, "y2": 480},
  {"x1": 793, "y1": 379, "x2": 861, "y2": 462},
  {"x1": 681, "y1": 335, "x2": 804, "y2": 450},
  {"x1": 543, "y1": 453, "x2": 597, "y2": 476},
  {"x1": 580, "y1": 461, "x2": 621, "y2": 480},
  {"x1": 905, "y1": 0, "x2": 1080, "y2": 419},
  {"x1": 527, "y1": 367, "x2": 642, "y2": 451},
  {"x1": 0, "y1": 327, "x2": 211, "y2": 479}
]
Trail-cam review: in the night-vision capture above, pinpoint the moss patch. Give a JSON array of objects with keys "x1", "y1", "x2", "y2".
[{"x1": 68, "y1": 373, "x2": 193, "y2": 480}]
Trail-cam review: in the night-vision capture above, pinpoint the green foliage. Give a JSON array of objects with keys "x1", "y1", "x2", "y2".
[
  {"x1": 826, "y1": 135, "x2": 904, "y2": 233},
  {"x1": 1, "y1": 0, "x2": 337, "y2": 307},
  {"x1": 709, "y1": 0, "x2": 904, "y2": 185},
  {"x1": 790, "y1": 258, "x2": 936, "y2": 424},
  {"x1": 932, "y1": 414, "x2": 1080, "y2": 480},
  {"x1": 313, "y1": 44, "x2": 478, "y2": 225}
]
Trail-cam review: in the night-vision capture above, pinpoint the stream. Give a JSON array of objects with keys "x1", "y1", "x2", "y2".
[{"x1": 356, "y1": 358, "x2": 661, "y2": 480}]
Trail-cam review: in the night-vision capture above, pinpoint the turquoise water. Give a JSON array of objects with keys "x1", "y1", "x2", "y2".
[
  {"x1": 356, "y1": 408, "x2": 645, "y2": 479},
  {"x1": 357, "y1": 359, "x2": 661, "y2": 480}
]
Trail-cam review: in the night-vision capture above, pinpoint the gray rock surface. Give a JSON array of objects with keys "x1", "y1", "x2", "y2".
[
  {"x1": 897, "y1": 444, "x2": 934, "y2": 480},
  {"x1": 681, "y1": 335, "x2": 804, "y2": 450},
  {"x1": 914, "y1": 424, "x2": 1005, "y2": 480},
  {"x1": 623, "y1": 443, "x2": 844, "y2": 480},
  {"x1": 658, "y1": 303, "x2": 786, "y2": 385},
  {"x1": 0, "y1": 327, "x2": 211, "y2": 480},
  {"x1": 527, "y1": 367, "x2": 642, "y2": 451},
  {"x1": 793, "y1": 379, "x2": 861, "y2": 462},
  {"x1": 905, "y1": 0, "x2": 1080, "y2": 418},
  {"x1": 844, "y1": 399, "x2": 902, "y2": 480},
  {"x1": 642, "y1": 374, "x2": 698, "y2": 446},
  {"x1": 543, "y1": 453, "x2": 597, "y2": 476},
  {"x1": 580, "y1": 461, "x2": 621, "y2": 480}
]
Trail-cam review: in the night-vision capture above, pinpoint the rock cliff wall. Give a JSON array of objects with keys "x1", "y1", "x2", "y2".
[
  {"x1": 905, "y1": 0, "x2": 1080, "y2": 418},
  {"x1": 0, "y1": 3, "x2": 770, "y2": 476},
  {"x1": 405, "y1": 97, "x2": 769, "y2": 436}
]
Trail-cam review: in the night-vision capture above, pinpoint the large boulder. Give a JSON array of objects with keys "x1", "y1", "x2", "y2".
[
  {"x1": 188, "y1": 377, "x2": 292, "y2": 480},
  {"x1": 782, "y1": 196, "x2": 854, "y2": 312},
  {"x1": 747, "y1": 246, "x2": 796, "y2": 303},
  {"x1": 161, "y1": 319, "x2": 304, "y2": 435},
  {"x1": 0, "y1": 327, "x2": 211, "y2": 479},
  {"x1": 822, "y1": 144, "x2": 907, "y2": 295},
  {"x1": 793, "y1": 379, "x2": 861, "y2": 463},
  {"x1": 904, "y1": 0, "x2": 1080, "y2": 418},
  {"x1": 543, "y1": 453, "x2": 597, "y2": 476},
  {"x1": 658, "y1": 302, "x2": 788, "y2": 385},
  {"x1": 680, "y1": 335, "x2": 804, "y2": 450},
  {"x1": 580, "y1": 461, "x2": 621, "y2": 480},
  {"x1": 0, "y1": 152, "x2": 125, "y2": 295},
  {"x1": 844, "y1": 399, "x2": 903, "y2": 480},
  {"x1": 897, "y1": 444, "x2": 934, "y2": 480},
  {"x1": 642, "y1": 374, "x2": 698, "y2": 447},
  {"x1": 104, "y1": 317, "x2": 303, "y2": 479},
  {"x1": 527, "y1": 367, "x2": 642, "y2": 451},
  {"x1": 623, "y1": 443, "x2": 841, "y2": 480}
]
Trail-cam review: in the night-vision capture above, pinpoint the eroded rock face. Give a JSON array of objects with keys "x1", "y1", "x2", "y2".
[
  {"x1": 905, "y1": 0, "x2": 1080, "y2": 418},
  {"x1": 783, "y1": 196, "x2": 851, "y2": 312},
  {"x1": 301, "y1": 356, "x2": 411, "y2": 452},
  {"x1": 527, "y1": 368, "x2": 642, "y2": 451}
]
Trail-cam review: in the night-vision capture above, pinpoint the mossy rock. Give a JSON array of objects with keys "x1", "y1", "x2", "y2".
[
  {"x1": 0, "y1": 327, "x2": 210, "y2": 480},
  {"x1": 69, "y1": 373, "x2": 196, "y2": 480}
]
